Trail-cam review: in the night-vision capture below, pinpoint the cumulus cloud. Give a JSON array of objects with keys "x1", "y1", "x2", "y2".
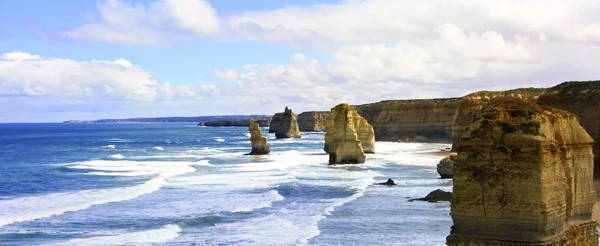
[{"x1": 0, "y1": 52, "x2": 196, "y2": 101}]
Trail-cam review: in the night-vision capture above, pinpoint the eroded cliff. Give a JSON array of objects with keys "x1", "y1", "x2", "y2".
[
  {"x1": 356, "y1": 98, "x2": 461, "y2": 142},
  {"x1": 324, "y1": 103, "x2": 375, "y2": 164},
  {"x1": 274, "y1": 107, "x2": 301, "y2": 139},
  {"x1": 447, "y1": 99, "x2": 598, "y2": 245},
  {"x1": 298, "y1": 111, "x2": 330, "y2": 132}
]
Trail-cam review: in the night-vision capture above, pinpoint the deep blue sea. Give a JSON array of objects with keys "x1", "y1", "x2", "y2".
[{"x1": 0, "y1": 123, "x2": 453, "y2": 245}]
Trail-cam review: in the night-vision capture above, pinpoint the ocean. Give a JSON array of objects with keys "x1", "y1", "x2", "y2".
[{"x1": 0, "y1": 123, "x2": 453, "y2": 245}]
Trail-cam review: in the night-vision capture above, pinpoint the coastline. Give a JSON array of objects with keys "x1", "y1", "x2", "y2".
[{"x1": 418, "y1": 151, "x2": 456, "y2": 158}]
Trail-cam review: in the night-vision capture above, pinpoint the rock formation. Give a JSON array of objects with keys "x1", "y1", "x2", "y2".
[
  {"x1": 447, "y1": 99, "x2": 598, "y2": 245},
  {"x1": 247, "y1": 121, "x2": 270, "y2": 155},
  {"x1": 375, "y1": 178, "x2": 396, "y2": 186},
  {"x1": 410, "y1": 189, "x2": 452, "y2": 203},
  {"x1": 356, "y1": 98, "x2": 461, "y2": 142},
  {"x1": 325, "y1": 103, "x2": 375, "y2": 155},
  {"x1": 297, "y1": 111, "x2": 330, "y2": 132},
  {"x1": 451, "y1": 88, "x2": 545, "y2": 151},
  {"x1": 268, "y1": 113, "x2": 283, "y2": 133},
  {"x1": 436, "y1": 156, "x2": 454, "y2": 179},
  {"x1": 274, "y1": 107, "x2": 301, "y2": 139},
  {"x1": 537, "y1": 81, "x2": 600, "y2": 178},
  {"x1": 324, "y1": 103, "x2": 375, "y2": 164}
]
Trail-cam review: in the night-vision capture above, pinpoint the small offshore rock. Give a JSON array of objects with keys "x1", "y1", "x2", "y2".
[
  {"x1": 410, "y1": 189, "x2": 452, "y2": 203},
  {"x1": 375, "y1": 178, "x2": 397, "y2": 186}
]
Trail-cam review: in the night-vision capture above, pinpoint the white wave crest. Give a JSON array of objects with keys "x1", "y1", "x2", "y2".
[
  {"x1": 108, "y1": 154, "x2": 124, "y2": 159},
  {"x1": 153, "y1": 146, "x2": 165, "y2": 151},
  {"x1": 68, "y1": 224, "x2": 181, "y2": 245},
  {"x1": 67, "y1": 160, "x2": 197, "y2": 177},
  {"x1": 0, "y1": 177, "x2": 165, "y2": 228},
  {"x1": 215, "y1": 137, "x2": 225, "y2": 142},
  {"x1": 101, "y1": 145, "x2": 115, "y2": 149}
]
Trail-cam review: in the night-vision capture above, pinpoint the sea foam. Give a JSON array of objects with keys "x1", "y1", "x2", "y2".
[
  {"x1": 67, "y1": 224, "x2": 181, "y2": 245},
  {"x1": 0, "y1": 177, "x2": 166, "y2": 228},
  {"x1": 68, "y1": 160, "x2": 197, "y2": 177}
]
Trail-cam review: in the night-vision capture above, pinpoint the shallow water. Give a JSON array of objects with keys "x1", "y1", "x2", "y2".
[{"x1": 0, "y1": 123, "x2": 452, "y2": 245}]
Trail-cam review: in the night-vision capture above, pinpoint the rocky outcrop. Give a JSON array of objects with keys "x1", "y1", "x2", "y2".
[
  {"x1": 451, "y1": 88, "x2": 545, "y2": 151},
  {"x1": 537, "y1": 81, "x2": 600, "y2": 178},
  {"x1": 268, "y1": 113, "x2": 283, "y2": 133},
  {"x1": 410, "y1": 189, "x2": 452, "y2": 202},
  {"x1": 356, "y1": 98, "x2": 461, "y2": 142},
  {"x1": 297, "y1": 111, "x2": 330, "y2": 132},
  {"x1": 447, "y1": 99, "x2": 598, "y2": 245},
  {"x1": 325, "y1": 103, "x2": 375, "y2": 155},
  {"x1": 274, "y1": 107, "x2": 301, "y2": 139},
  {"x1": 324, "y1": 103, "x2": 374, "y2": 164},
  {"x1": 203, "y1": 119, "x2": 270, "y2": 127},
  {"x1": 375, "y1": 178, "x2": 397, "y2": 186},
  {"x1": 436, "y1": 156, "x2": 454, "y2": 179},
  {"x1": 247, "y1": 121, "x2": 270, "y2": 155}
]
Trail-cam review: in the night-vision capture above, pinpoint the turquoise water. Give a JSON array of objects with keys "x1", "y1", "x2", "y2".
[{"x1": 0, "y1": 123, "x2": 452, "y2": 245}]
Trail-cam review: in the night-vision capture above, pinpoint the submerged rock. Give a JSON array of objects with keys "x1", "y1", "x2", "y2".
[
  {"x1": 447, "y1": 99, "x2": 598, "y2": 245},
  {"x1": 436, "y1": 156, "x2": 454, "y2": 179},
  {"x1": 324, "y1": 103, "x2": 372, "y2": 164},
  {"x1": 375, "y1": 178, "x2": 396, "y2": 186},
  {"x1": 410, "y1": 189, "x2": 451, "y2": 202},
  {"x1": 274, "y1": 107, "x2": 301, "y2": 139},
  {"x1": 247, "y1": 121, "x2": 270, "y2": 155}
]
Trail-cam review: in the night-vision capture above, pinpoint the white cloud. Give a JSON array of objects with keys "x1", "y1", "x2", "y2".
[{"x1": 0, "y1": 52, "x2": 196, "y2": 101}]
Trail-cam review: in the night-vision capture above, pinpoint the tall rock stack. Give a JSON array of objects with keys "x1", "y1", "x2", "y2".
[
  {"x1": 447, "y1": 99, "x2": 598, "y2": 246},
  {"x1": 248, "y1": 121, "x2": 270, "y2": 155},
  {"x1": 274, "y1": 107, "x2": 301, "y2": 139},
  {"x1": 451, "y1": 88, "x2": 545, "y2": 151},
  {"x1": 324, "y1": 103, "x2": 375, "y2": 164},
  {"x1": 537, "y1": 81, "x2": 600, "y2": 178},
  {"x1": 268, "y1": 113, "x2": 283, "y2": 133}
]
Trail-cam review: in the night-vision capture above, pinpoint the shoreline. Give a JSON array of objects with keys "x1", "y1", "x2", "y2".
[{"x1": 418, "y1": 151, "x2": 457, "y2": 158}]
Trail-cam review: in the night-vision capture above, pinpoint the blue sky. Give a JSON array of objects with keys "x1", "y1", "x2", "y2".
[{"x1": 1, "y1": 0, "x2": 599, "y2": 122}]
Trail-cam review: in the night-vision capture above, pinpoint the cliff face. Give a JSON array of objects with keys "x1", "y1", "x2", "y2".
[
  {"x1": 451, "y1": 88, "x2": 546, "y2": 151},
  {"x1": 447, "y1": 99, "x2": 597, "y2": 245},
  {"x1": 297, "y1": 111, "x2": 330, "y2": 132},
  {"x1": 356, "y1": 98, "x2": 461, "y2": 142},
  {"x1": 248, "y1": 121, "x2": 270, "y2": 155},
  {"x1": 324, "y1": 103, "x2": 370, "y2": 164},
  {"x1": 274, "y1": 107, "x2": 301, "y2": 139},
  {"x1": 537, "y1": 81, "x2": 600, "y2": 178}
]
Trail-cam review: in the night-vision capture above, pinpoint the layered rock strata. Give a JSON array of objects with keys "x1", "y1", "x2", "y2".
[
  {"x1": 436, "y1": 156, "x2": 454, "y2": 179},
  {"x1": 537, "y1": 81, "x2": 600, "y2": 178},
  {"x1": 356, "y1": 98, "x2": 461, "y2": 142},
  {"x1": 324, "y1": 103, "x2": 375, "y2": 164},
  {"x1": 268, "y1": 113, "x2": 283, "y2": 133},
  {"x1": 325, "y1": 104, "x2": 375, "y2": 155},
  {"x1": 274, "y1": 107, "x2": 301, "y2": 139},
  {"x1": 447, "y1": 99, "x2": 598, "y2": 245},
  {"x1": 248, "y1": 121, "x2": 270, "y2": 155},
  {"x1": 297, "y1": 111, "x2": 330, "y2": 132}
]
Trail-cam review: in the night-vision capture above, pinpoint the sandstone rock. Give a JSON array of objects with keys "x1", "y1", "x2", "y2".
[
  {"x1": 298, "y1": 111, "x2": 330, "y2": 132},
  {"x1": 324, "y1": 103, "x2": 373, "y2": 164},
  {"x1": 451, "y1": 88, "x2": 545, "y2": 151},
  {"x1": 447, "y1": 99, "x2": 598, "y2": 245},
  {"x1": 274, "y1": 107, "x2": 301, "y2": 139},
  {"x1": 268, "y1": 113, "x2": 283, "y2": 133},
  {"x1": 410, "y1": 189, "x2": 451, "y2": 202},
  {"x1": 356, "y1": 98, "x2": 461, "y2": 142},
  {"x1": 537, "y1": 81, "x2": 600, "y2": 178},
  {"x1": 437, "y1": 156, "x2": 454, "y2": 179},
  {"x1": 247, "y1": 121, "x2": 270, "y2": 155},
  {"x1": 375, "y1": 178, "x2": 396, "y2": 186}
]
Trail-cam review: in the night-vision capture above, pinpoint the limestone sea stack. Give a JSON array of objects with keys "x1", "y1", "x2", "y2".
[
  {"x1": 268, "y1": 113, "x2": 283, "y2": 133},
  {"x1": 274, "y1": 107, "x2": 301, "y2": 139},
  {"x1": 248, "y1": 121, "x2": 270, "y2": 155},
  {"x1": 324, "y1": 103, "x2": 375, "y2": 164},
  {"x1": 447, "y1": 99, "x2": 598, "y2": 245}
]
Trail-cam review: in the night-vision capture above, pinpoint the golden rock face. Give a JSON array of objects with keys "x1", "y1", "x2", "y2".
[
  {"x1": 274, "y1": 107, "x2": 301, "y2": 139},
  {"x1": 447, "y1": 99, "x2": 598, "y2": 245},
  {"x1": 297, "y1": 111, "x2": 330, "y2": 132},
  {"x1": 248, "y1": 121, "x2": 270, "y2": 155},
  {"x1": 356, "y1": 98, "x2": 461, "y2": 142},
  {"x1": 324, "y1": 103, "x2": 375, "y2": 164}
]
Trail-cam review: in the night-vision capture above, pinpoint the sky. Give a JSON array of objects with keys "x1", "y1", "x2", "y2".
[{"x1": 1, "y1": 0, "x2": 599, "y2": 122}]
